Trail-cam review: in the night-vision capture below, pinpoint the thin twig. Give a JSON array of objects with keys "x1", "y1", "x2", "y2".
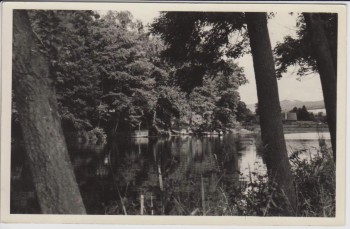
[
  {"x1": 201, "y1": 174, "x2": 206, "y2": 216},
  {"x1": 173, "y1": 196, "x2": 187, "y2": 215},
  {"x1": 32, "y1": 29, "x2": 45, "y2": 47}
]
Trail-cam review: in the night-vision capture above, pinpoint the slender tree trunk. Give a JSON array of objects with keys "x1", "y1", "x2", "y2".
[
  {"x1": 246, "y1": 12, "x2": 297, "y2": 215},
  {"x1": 304, "y1": 13, "x2": 337, "y2": 161},
  {"x1": 13, "y1": 10, "x2": 86, "y2": 214}
]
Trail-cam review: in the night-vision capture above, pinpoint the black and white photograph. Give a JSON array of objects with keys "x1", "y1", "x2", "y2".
[{"x1": 0, "y1": 1, "x2": 347, "y2": 226}]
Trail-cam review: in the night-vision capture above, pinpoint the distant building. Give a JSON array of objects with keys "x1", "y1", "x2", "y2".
[{"x1": 282, "y1": 112, "x2": 297, "y2": 123}]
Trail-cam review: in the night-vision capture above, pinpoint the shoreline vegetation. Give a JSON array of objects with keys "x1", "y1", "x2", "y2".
[{"x1": 67, "y1": 121, "x2": 330, "y2": 145}]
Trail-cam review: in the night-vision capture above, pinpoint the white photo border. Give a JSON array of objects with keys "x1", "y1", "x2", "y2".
[{"x1": 0, "y1": 1, "x2": 347, "y2": 225}]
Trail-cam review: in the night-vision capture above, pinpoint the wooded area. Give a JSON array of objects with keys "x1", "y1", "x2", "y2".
[{"x1": 11, "y1": 9, "x2": 337, "y2": 216}]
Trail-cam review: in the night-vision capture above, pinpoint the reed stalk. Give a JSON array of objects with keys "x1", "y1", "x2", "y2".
[
  {"x1": 201, "y1": 174, "x2": 206, "y2": 215},
  {"x1": 158, "y1": 164, "x2": 164, "y2": 191},
  {"x1": 151, "y1": 194, "x2": 154, "y2": 215},
  {"x1": 108, "y1": 149, "x2": 127, "y2": 215},
  {"x1": 140, "y1": 194, "x2": 144, "y2": 215}
]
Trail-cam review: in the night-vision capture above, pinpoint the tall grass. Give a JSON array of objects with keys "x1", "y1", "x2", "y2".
[
  {"x1": 217, "y1": 138, "x2": 335, "y2": 216},
  {"x1": 289, "y1": 139, "x2": 335, "y2": 217}
]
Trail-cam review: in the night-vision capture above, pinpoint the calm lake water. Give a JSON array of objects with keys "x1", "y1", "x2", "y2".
[
  {"x1": 66, "y1": 131, "x2": 331, "y2": 215},
  {"x1": 11, "y1": 131, "x2": 331, "y2": 215}
]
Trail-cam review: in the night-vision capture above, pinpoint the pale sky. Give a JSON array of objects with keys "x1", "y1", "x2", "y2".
[{"x1": 119, "y1": 10, "x2": 324, "y2": 105}]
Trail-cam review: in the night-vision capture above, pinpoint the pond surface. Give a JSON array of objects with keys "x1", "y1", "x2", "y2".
[
  {"x1": 65, "y1": 131, "x2": 330, "y2": 215},
  {"x1": 10, "y1": 131, "x2": 331, "y2": 214}
]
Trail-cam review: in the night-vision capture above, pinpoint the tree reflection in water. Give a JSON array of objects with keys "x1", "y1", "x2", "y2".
[
  {"x1": 78, "y1": 134, "x2": 243, "y2": 215},
  {"x1": 12, "y1": 133, "x2": 326, "y2": 215}
]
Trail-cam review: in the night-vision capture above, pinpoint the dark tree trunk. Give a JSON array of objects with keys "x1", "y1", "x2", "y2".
[
  {"x1": 304, "y1": 13, "x2": 337, "y2": 162},
  {"x1": 12, "y1": 10, "x2": 86, "y2": 214},
  {"x1": 245, "y1": 12, "x2": 297, "y2": 215}
]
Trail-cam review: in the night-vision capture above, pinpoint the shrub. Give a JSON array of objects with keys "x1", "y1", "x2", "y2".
[{"x1": 86, "y1": 127, "x2": 107, "y2": 144}]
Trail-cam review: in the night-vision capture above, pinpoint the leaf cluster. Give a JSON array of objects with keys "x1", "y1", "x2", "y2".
[{"x1": 274, "y1": 13, "x2": 337, "y2": 78}]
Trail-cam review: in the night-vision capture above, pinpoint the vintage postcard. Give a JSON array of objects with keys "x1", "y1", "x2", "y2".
[{"x1": 0, "y1": 1, "x2": 347, "y2": 226}]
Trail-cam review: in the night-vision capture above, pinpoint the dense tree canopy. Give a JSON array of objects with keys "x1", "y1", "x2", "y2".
[
  {"x1": 11, "y1": 10, "x2": 252, "y2": 137},
  {"x1": 151, "y1": 12, "x2": 252, "y2": 130},
  {"x1": 151, "y1": 12, "x2": 249, "y2": 93},
  {"x1": 290, "y1": 106, "x2": 315, "y2": 121}
]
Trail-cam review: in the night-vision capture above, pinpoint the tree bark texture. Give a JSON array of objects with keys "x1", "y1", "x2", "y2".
[
  {"x1": 304, "y1": 13, "x2": 337, "y2": 162},
  {"x1": 12, "y1": 10, "x2": 86, "y2": 214},
  {"x1": 245, "y1": 12, "x2": 297, "y2": 215}
]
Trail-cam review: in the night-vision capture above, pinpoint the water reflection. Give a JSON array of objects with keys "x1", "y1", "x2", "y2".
[
  {"x1": 237, "y1": 138, "x2": 265, "y2": 178},
  {"x1": 11, "y1": 132, "x2": 331, "y2": 215},
  {"x1": 66, "y1": 134, "x2": 243, "y2": 214}
]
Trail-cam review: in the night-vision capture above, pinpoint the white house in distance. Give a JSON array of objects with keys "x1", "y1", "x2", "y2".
[{"x1": 281, "y1": 112, "x2": 297, "y2": 123}]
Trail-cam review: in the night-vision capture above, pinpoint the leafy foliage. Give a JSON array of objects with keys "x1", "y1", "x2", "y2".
[
  {"x1": 289, "y1": 106, "x2": 324, "y2": 122},
  {"x1": 151, "y1": 12, "x2": 248, "y2": 63},
  {"x1": 235, "y1": 101, "x2": 254, "y2": 123},
  {"x1": 27, "y1": 10, "x2": 164, "y2": 133},
  {"x1": 151, "y1": 12, "x2": 251, "y2": 130},
  {"x1": 28, "y1": 10, "x2": 102, "y2": 130},
  {"x1": 151, "y1": 12, "x2": 249, "y2": 93},
  {"x1": 274, "y1": 13, "x2": 337, "y2": 78},
  {"x1": 17, "y1": 10, "x2": 252, "y2": 136}
]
